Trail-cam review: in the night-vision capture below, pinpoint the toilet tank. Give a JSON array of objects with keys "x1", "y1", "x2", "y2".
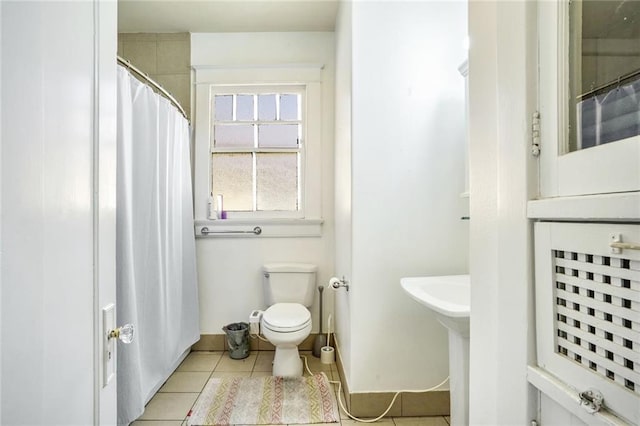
[{"x1": 263, "y1": 263, "x2": 317, "y2": 307}]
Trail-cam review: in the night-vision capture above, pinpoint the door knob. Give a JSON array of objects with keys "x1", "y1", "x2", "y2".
[{"x1": 108, "y1": 324, "x2": 134, "y2": 344}]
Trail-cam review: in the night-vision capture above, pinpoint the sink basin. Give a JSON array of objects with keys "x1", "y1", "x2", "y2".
[
  {"x1": 400, "y1": 275, "x2": 470, "y2": 336},
  {"x1": 400, "y1": 274, "x2": 470, "y2": 426}
]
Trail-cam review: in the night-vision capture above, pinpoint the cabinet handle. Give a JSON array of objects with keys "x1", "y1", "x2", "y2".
[
  {"x1": 610, "y1": 233, "x2": 640, "y2": 254},
  {"x1": 610, "y1": 242, "x2": 640, "y2": 250}
]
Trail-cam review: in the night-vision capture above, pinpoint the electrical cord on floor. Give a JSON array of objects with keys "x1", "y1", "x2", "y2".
[
  {"x1": 301, "y1": 356, "x2": 450, "y2": 423},
  {"x1": 249, "y1": 332, "x2": 270, "y2": 342},
  {"x1": 250, "y1": 324, "x2": 448, "y2": 422}
]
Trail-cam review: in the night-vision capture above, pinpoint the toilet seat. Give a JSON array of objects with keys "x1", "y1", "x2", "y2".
[{"x1": 262, "y1": 303, "x2": 311, "y2": 333}]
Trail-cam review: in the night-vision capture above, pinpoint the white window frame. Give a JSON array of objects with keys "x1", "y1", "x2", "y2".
[
  {"x1": 193, "y1": 66, "x2": 323, "y2": 236},
  {"x1": 210, "y1": 85, "x2": 306, "y2": 219}
]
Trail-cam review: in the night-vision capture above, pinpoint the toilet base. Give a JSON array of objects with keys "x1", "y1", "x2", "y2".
[{"x1": 273, "y1": 346, "x2": 303, "y2": 377}]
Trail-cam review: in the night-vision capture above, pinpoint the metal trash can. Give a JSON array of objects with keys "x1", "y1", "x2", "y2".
[{"x1": 222, "y1": 322, "x2": 250, "y2": 359}]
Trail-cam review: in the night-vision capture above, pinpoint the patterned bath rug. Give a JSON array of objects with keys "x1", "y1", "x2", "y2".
[{"x1": 186, "y1": 373, "x2": 340, "y2": 425}]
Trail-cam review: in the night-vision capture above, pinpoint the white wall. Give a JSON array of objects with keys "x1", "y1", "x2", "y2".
[
  {"x1": 467, "y1": 2, "x2": 500, "y2": 421},
  {"x1": 1, "y1": 2, "x2": 105, "y2": 424},
  {"x1": 0, "y1": 2, "x2": 3, "y2": 420},
  {"x1": 333, "y1": 0, "x2": 353, "y2": 381},
  {"x1": 337, "y1": 1, "x2": 469, "y2": 392},
  {"x1": 468, "y1": 1, "x2": 538, "y2": 424},
  {"x1": 191, "y1": 33, "x2": 335, "y2": 333}
]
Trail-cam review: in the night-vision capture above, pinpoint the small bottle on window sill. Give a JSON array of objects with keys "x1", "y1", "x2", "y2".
[{"x1": 207, "y1": 194, "x2": 217, "y2": 220}]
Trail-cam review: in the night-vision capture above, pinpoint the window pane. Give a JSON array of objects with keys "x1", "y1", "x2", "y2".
[
  {"x1": 212, "y1": 153, "x2": 253, "y2": 211},
  {"x1": 214, "y1": 124, "x2": 254, "y2": 148},
  {"x1": 257, "y1": 153, "x2": 298, "y2": 211},
  {"x1": 258, "y1": 94, "x2": 276, "y2": 121},
  {"x1": 568, "y1": 0, "x2": 640, "y2": 152},
  {"x1": 258, "y1": 124, "x2": 299, "y2": 148},
  {"x1": 214, "y1": 95, "x2": 233, "y2": 121},
  {"x1": 236, "y1": 95, "x2": 254, "y2": 121},
  {"x1": 280, "y1": 94, "x2": 299, "y2": 121}
]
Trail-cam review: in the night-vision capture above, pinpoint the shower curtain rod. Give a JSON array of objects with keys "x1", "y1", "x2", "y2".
[
  {"x1": 578, "y1": 67, "x2": 640, "y2": 101},
  {"x1": 117, "y1": 55, "x2": 189, "y2": 121}
]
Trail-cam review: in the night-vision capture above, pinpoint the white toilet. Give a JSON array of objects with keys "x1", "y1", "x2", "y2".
[{"x1": 261, "y1": 263, "x2": 317, "y2": 377}]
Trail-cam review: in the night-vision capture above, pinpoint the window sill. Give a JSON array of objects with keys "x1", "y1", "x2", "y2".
[{"x1": 194, "y1": 218, "x2": 324, "y2": 238}]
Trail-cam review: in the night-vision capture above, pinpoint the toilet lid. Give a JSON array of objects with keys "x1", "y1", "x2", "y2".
[{"x1": 262, "y1": 303, "x2": 311, "y2": 332}]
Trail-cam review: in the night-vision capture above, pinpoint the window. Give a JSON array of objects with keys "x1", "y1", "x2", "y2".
[
  {"x1": 210, "y1": 86, "x2": 304, "y2": 217},
  {"x1": 193, "y1": 65, "x2": 323, "y2": 235}
]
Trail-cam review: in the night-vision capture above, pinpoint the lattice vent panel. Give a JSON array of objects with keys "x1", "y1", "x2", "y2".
[{"x1": 553, "y1": 250, "x2": 640, "y2": 395}]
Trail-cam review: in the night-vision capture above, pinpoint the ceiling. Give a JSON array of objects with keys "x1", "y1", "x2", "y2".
[{"x1": 118, "y1": 0, "x2": 339, "y2": 33}]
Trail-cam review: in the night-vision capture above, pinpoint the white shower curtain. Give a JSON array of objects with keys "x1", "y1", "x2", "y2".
[{"x1": 116, "y1": 65, "x2": 200, "y2": 426}]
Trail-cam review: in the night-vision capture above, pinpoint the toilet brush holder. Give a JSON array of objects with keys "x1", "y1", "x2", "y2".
[
  {"x1": 320, "y1": 346, "x2": 335, "y2": 364},
  {"x1": 313, "y1": 286, "x2": 326, "y2": 358}
]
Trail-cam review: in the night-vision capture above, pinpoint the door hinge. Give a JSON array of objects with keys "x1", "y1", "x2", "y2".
[{"x1": 531, "y1": 111, "x2": 541, "y2": 157}]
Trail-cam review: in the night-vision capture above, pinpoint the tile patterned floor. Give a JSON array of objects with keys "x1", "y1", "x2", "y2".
[{"x1": 132, "y1": 350, "x2": 451, "y2": 426}]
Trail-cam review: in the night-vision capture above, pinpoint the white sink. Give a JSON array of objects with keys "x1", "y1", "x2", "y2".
[
  {"x1": 400, "y1": 275, "x2": 470, "y2": 426},
  {"x1": 400, "y1": 275, "x2": 470, "y2": 336}
]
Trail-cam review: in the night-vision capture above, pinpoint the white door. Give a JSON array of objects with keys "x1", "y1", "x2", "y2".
[
  {"x1": 96, "y1": 0, "x2": 119, "y2": 424},
  {"x1": 0, "y1": 1, "x2": 118, "y2": 424},
  {"x1": 538, "y1": 0, "x2": 640, "y2": 198}
]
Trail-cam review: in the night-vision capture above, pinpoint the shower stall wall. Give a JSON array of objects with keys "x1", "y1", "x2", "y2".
[{"x1": 116, "y1": 65, "x2": 200, "y2": 426}]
